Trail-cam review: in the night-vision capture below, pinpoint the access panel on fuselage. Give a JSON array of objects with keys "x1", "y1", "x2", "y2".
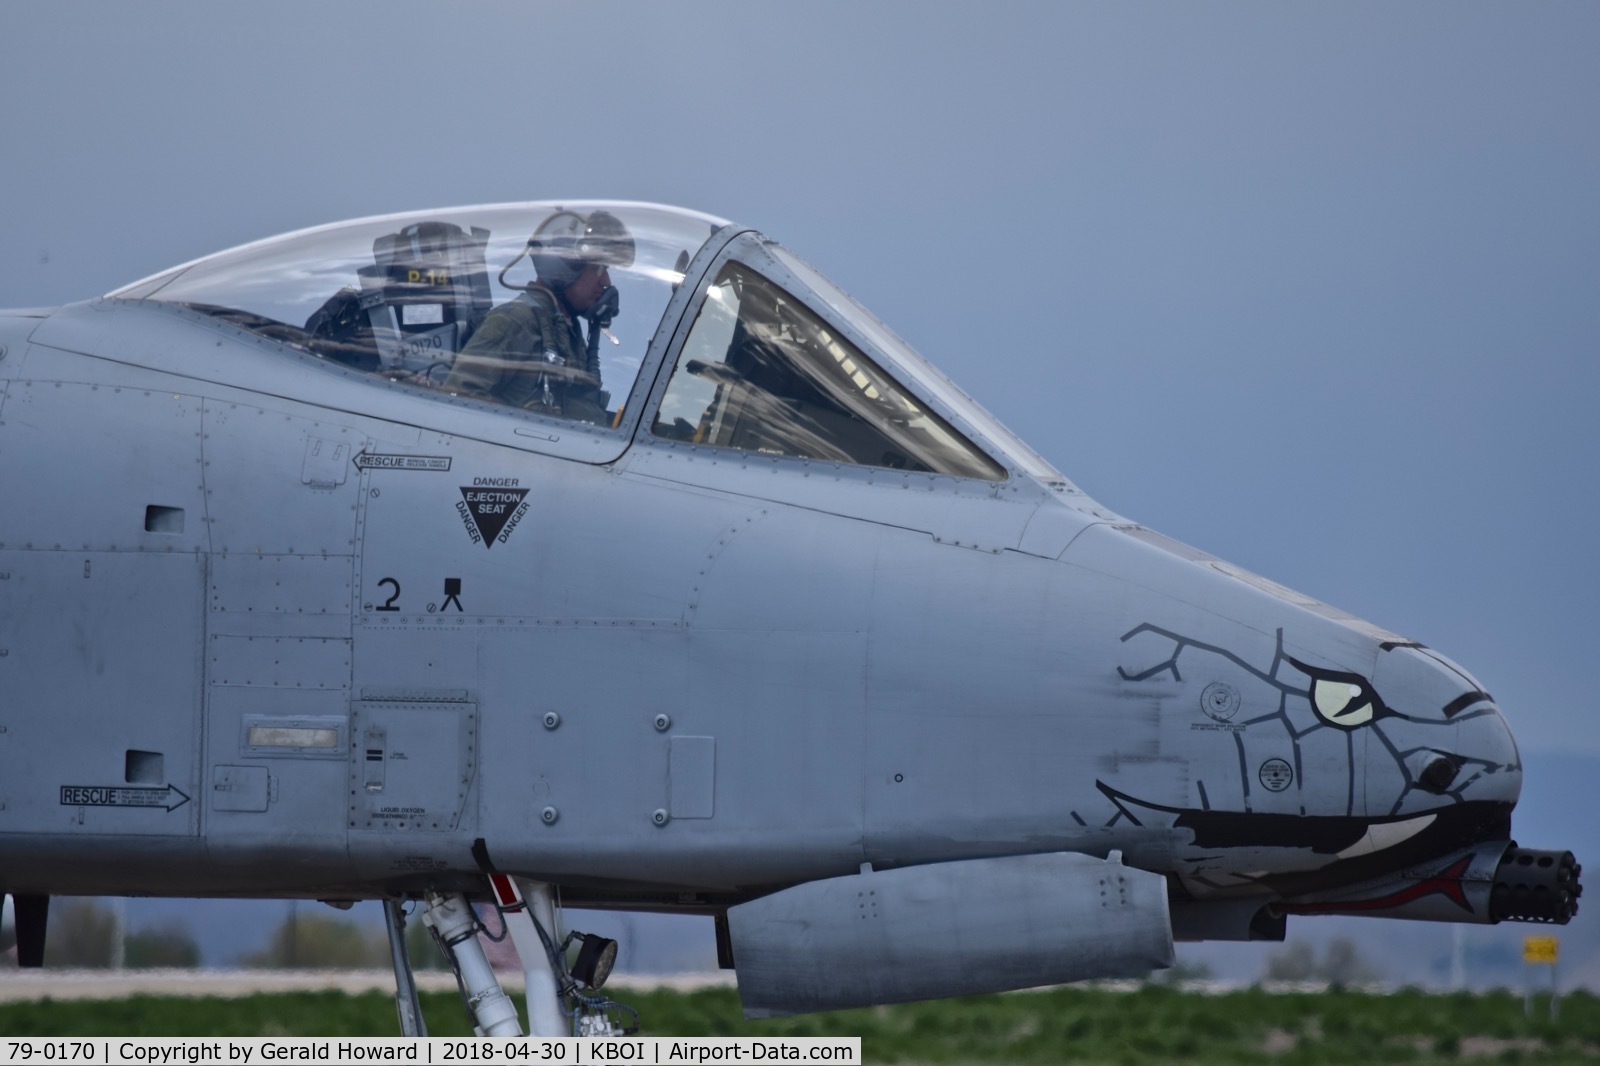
[
  {"x1": 197, "y1": 398, "x2": 364, "y2": 882},
  {"x1": 0, "y1": 550, "x2": 204, "y2": 841}
]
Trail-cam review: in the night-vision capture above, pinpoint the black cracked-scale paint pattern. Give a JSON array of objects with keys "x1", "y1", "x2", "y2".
[{"x1": 1105, "y1": 623, "x2": 1517, "y2": 828}]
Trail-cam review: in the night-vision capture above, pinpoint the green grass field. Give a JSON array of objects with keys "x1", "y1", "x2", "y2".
[{"x1": 0, "y1": 985, "x2": 1594, "y2": 1063}]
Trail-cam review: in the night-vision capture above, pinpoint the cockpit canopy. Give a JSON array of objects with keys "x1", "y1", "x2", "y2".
[
  {"x1": 113, "y1": 202, "x2": 720, "y2": 427},
  {"x1": 110, "y1": 201, "x2": 1065, "y2": 486}
]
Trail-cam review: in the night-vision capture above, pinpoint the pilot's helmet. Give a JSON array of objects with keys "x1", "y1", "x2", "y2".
[{"x1": 529, "y1": 209, "x2": 636, "y2": 290}]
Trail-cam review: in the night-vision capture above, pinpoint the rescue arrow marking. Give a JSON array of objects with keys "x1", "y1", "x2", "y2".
[
  {"x1": 59, "y1": 785, "x2": 192, "y2": 813},
  {"x1": 353, "y1": 451, "x2": 452, "y2": 472}
]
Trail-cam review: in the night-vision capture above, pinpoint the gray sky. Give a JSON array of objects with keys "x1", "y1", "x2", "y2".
[{"x1": 2, "y1": 1, "x2": 1596, "y2": 756}]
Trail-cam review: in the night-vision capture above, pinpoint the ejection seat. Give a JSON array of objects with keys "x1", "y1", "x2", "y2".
[{"x1": 305, "y1": 221, "x2": 493, "y2": 382}]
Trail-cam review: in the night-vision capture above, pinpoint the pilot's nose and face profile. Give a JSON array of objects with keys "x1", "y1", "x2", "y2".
[{"x1": 562, "y1": 262, "x2": 612, "y2": 314}]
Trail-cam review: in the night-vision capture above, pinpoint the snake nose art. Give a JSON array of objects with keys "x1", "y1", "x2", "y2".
[{"x1": 1095, "y1": 527, "x2": 1574, "y2": 935}]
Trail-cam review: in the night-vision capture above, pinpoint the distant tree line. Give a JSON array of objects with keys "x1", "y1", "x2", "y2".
[
  {"x1": 28, "y1": 898, "x2": 450, "y2": 970},
  {"x1": 1261, "y1": 937, "x2": 1379, "y2": 986},
  {"x1": 41, "y1": 900, "x2": 200, "y2": 968}
]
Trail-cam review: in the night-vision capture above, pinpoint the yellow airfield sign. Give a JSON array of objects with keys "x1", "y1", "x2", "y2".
[{"x1": 1524, "y1": 937, "x2": 1559, "y2": 965}]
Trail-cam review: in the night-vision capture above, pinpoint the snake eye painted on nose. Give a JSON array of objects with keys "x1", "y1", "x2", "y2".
[
  {"x1": 1290, "y1": 657, "x2": 1389, "y2": 730},
  {"x1": 1313, "y1": 678, "x2": 1376, "y2": 726}
]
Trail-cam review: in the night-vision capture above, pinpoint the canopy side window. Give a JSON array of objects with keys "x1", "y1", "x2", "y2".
[{"x1": 651, "y1": 262, "x2": 1005, "y2": 481}]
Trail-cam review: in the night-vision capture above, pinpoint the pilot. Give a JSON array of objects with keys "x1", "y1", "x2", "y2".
[{"x1": 442, "y1": 209, "x2": 634, "y2": 422}]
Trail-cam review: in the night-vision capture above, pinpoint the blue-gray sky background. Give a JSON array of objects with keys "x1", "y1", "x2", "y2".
[{"x1": 2, "y1": 2, "x2": 1596, "y2": 974}]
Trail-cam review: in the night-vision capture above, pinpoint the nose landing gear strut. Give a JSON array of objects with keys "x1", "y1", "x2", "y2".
[{"x1": 382, "y1": 876, "x2": 637, "y2": 1038}]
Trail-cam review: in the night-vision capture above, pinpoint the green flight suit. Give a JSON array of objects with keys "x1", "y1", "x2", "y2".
[{"x1": 443, "y1": 286, "x2": 606, "y2": 423}]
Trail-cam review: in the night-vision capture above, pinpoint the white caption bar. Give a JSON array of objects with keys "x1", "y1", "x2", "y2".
[{"x1": 0, "y1": 1038, "x2": 861, "y2": 1066}]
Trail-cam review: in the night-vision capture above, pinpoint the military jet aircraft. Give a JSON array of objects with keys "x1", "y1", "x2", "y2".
[{"x1": 0, "y1": 201, "x2": 1579, "y2": 1035}]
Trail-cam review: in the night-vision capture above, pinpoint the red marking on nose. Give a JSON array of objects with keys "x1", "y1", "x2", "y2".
[{"x1": 1281, "y1": 855, "x2": 1474, "y2": 916}]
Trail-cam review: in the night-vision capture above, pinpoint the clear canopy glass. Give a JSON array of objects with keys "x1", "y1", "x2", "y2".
[
  {"x1": 111, "y1": 201, "x2": 728, "y2": 428},
  {"x1": 652, "y1": 260, "x2": 1006, "y2": 481},
  {"x1": 766, "y1": 245, "x2": 1064, "y2": 485}
]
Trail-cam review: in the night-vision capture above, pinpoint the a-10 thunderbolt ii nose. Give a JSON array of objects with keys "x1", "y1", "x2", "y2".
[
  {"x1": 0, "y1": 200, "x2": 1578, "y2": 1031},
  {"x1": 1079, "y1": 523, "x2": 1574, "y2": 932}
]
